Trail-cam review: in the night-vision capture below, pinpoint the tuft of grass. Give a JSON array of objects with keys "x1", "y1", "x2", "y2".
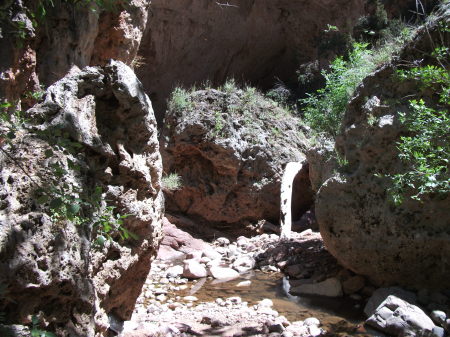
[
  {"x1": 162, "y1": 173, "x2": 182, "y2": 191},
  {"x1": 167, "y1": 87, "x2": 192, "y2": 114}
]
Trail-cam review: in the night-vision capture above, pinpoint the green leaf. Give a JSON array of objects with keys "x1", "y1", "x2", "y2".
[
  {"x1": 68, "y1": 203, "x2": 80, "y2": 214},
  {"x1": 49, "y1": 198, "x2": 63, "y2": 209},
  {"x1": 44, "y1": 149, "x2": 53, "y2": 158},
  {"x1": 37, "y1": 195, "x2": 49, "y2": 204}
]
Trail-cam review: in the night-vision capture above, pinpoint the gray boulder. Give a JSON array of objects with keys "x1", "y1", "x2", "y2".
[
  {"x1": 364, "y1": 287, "x2": 417, "y2": 317},
  {"x1": 366, "y1": 295, "x2": 436, "y2": 336}
]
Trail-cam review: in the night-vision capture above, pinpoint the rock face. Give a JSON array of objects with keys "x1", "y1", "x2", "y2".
[
  {"x1": 161, "y1": 87, "x2": 308, "y2": 226},
  {"x1": 313, "y1": 10, "x2": 450, "y2": 289},
  {"x1": 0, "y1": 61, "x2": 163, "y2": 335},
  {"x1": 0, "y1": 0, "x2": 150, "y2": 107}
]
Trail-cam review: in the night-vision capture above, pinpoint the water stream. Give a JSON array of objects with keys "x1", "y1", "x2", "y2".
[{"x1": 180, "y1": 271, "x2": 375, "y2": 336}]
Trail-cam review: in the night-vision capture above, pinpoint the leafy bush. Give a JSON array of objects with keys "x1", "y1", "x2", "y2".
[
  {"x1": 301, "y1": 24, "x2": 414, "y2": 139},
  {"x1": 387, "y1": 49, "x2": 449, "y2": 204},
  {"x1": 300, "y1": 42, "x2": 377, "y2": 138}
]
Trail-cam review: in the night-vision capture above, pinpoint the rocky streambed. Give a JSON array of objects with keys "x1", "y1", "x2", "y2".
[{"x1": 117, "y1": 217, "x2": 450, "y2": 337}]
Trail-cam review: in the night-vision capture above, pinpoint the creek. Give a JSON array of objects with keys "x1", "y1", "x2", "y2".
[{"x1": 178, "y1": 271, "x2": 374, "y2": 336}]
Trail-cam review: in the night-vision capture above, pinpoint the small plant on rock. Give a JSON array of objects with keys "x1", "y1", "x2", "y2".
[
  {"x1": 168, "y1": 87, "x2": 193, "y2": 114},
  {"x1": 161, "y1": 173, "x2": 182, "y2": 191}
]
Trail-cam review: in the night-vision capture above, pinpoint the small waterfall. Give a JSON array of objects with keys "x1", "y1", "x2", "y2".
[{"x1": 279, "y1": 161, "x2": 304, "y2": 241}]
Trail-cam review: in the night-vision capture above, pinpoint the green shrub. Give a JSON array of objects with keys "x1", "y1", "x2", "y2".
[
  {"x1": 301, "y1": 24, "x2": 414, "y2": 139},
  {"x1": 300, "y1": 42, "x2": 377, "y2": 138},
  {"x1": 167, "y1": 87, "x2": 192, "y2": 113},
  {"x1": 386, "y1": 47, "x2": 449, "y2": 204}
]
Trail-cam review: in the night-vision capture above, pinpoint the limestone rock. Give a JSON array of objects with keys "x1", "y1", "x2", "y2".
[
  {"x1": 161, "y1": 87, "x2": 308, "y2": 226},
  {"x1": 183, "y1": 260, "x2": 207, "y2": 279},
  {"x1": 366, "y1": 295, "x2": 436, "y2": 336},
  {"x1": 209, "y1": 266, "x2": 240, "y2": 280},
  {"x1": 364, "y1": 287, "x2": 417, "y2": 317},
  {"x1": 313, "y1": 9, "x2": 450, "y2": 289},
  {"x1": 290, "y1": 277, "x2": 343, "y2": 297},
  {"x1": 0, "y1": 61, "x2": 163, "y2": 335}
]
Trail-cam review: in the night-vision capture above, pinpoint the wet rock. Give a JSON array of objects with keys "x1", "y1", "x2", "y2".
[
  {"x1": 236, "y1": 280, "x2": 252, "y2": 287},
  {"x1": 209, "y1": 266, "x2": 239, "y2": 280},
  {"x1": 182, "y1": 260, "x2": 207, "y2": 279},
  {"x1": 268, "y1": 322, "x2": 286, "y2": 333},
  {"x1": 365, "y1": 295, "x2": 435, "y2": 336},
  {"x1": 216, "y1": 237, "x2": 231, "y2": 246},
  {"x1": 364, "y1": 287, "x2": 417, "y2": 317},
  {"x1": 433, "y1": 326, "x2": 445, "y2": 337},
  {"x1": 285, "y1": 264, "x2": 303, "y2": 278},
  {"x1": 232, "y1": 255, "x2": 256, "y2": 273},
  {"x1": 308, "y1": 325, "x2": 322, "y2": 336},
  {"x1": 258, "y1": 299, "x2": 274, "y2": 309},
  {"x1": 290, "y1": 277, "x2": 343, "y2": 297}
]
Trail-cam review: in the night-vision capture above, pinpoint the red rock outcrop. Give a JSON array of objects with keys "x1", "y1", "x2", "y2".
[{"x1": 0, "y1": 0, "x2": 150, "y2": 108}]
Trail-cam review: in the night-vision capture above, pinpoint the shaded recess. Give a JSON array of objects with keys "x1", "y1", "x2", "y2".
[
  {"x1": 137, "y1": 0, "x2": 368, "y2": 123},
  {"x1": 291, "y1": 163, "x2": 315, "y2": 223}
]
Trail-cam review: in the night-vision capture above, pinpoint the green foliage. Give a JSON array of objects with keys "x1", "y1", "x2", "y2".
[
  {"x1": 265, "y1": 84, "x2": 291, "y2": 108},
  {"x1": 30, "y1": 315, "x2": 56, "y2": 337},
  {"x1": 301, "y1": 42, "x2": 377, "y2": 138},
  {"x1": 161, "y1": 173, "x2": 182, "y2": 191},
  {"x1": 167, "y1": 87, "x2": 193, "y2": 114},
  {"x1": 386, "y1": 49, "x2": 449, "y2": 204},
  {"x1": 0, "y1": 102, "x2": 26, "y2": 143},
  {"x1": 301, "y1": 23, "x2": 414, "y2": 139},
  {"x1": 221, "y1": 78, "x2": 238, "y2": 94},
  {"x1": 92, "y1": 205, "x2": 135, "y2": 246}
]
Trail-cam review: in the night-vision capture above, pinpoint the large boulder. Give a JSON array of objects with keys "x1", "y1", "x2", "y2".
[
  {"x1": 0, "y1": 61, "x2": 163, "y2": 335},
  {"x1": 160, "y1": 86, "x2": 308, "y2": 226},
  {"x1": 313, "y1": 9, "x2": 450, "y2": 289}
]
